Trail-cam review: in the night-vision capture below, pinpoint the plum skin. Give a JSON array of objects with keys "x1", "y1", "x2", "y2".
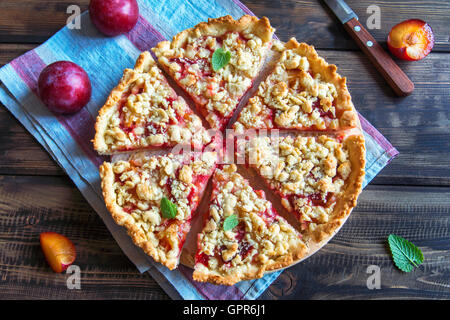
[
  {"x1": 89, "y1": 0, "x2": 139, "y2": 36},
  {"x1": 38, "y1": 61, "x2": 92, "y2": 114},
  {"x1": 387, "y1": 19, "x2": 434, "y2": 61}
]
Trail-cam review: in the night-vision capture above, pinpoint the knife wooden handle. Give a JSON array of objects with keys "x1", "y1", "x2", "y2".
[{"x1": 343, "y1": 18, "x2": 414, "y2": 96}]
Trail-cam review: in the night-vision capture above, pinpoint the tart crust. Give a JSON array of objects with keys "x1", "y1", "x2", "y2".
[
  {"x1": 100, "y1": 151, "x2": 218, "y2": 270},
  {"x1": 234, "y1": 38, "x2": 359, "y2": 132},
  {"x1": 92, "y1": 16, "x2": 367, "y2": 283},
  {"x1": 152, "y1": 15, "x2": 275, "y2": 130},
  {"x1": 94, "y1": 51, "x2": 210, "y2": 155},
  {"x1": 238, "y1": 132, "x2": 365, "y2": 245},
  {"x1": 193, "y1": 164, "x2": 307, "y2": 285}
]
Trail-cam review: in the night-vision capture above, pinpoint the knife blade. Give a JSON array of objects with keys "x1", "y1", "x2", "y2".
[
  {"x1": 323, "y1": 0, "x2": 414, "y2": 96},
  {"x1": 323, "y1": 0, "x2": 357, "y2": 24}
]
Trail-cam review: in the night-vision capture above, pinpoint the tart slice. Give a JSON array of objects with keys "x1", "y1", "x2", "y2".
[
  {"x1": 152, "y1": 15, "x2": 275, "y2": 131},
  {"x1": 233, "y1": 38, "x2": 359, "y2": 133},
  {"x1": 100, "y1": 150, "x2": 218, "y2": 270},
  {"x1": 193, "y1": 164, "x2": 307, "y2": 285},
  {"x1": 94, "y1": 51, "x2": 211, "y2": 155},
  {"x1": 238, "y1": 133, "x2": 365, "y2": 242}
]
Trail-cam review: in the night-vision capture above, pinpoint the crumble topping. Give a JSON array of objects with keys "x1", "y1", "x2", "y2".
[
  {"x1": 106, "y1": 151, "x2": 217, "y2": 263},
  {"x1": 234, "y1": 40, "x2": 357, "y2": 133},
  {"x1": 100, "y1": 57, "x2": 210, "y2": 153},
  {"x1": 153, "y1": 30, "x2": 272, "y2": 129},
  {"x1": 240, "y1": 135, "x2": 352, "y2": 233},
  {"x1": 195, "y1": 164, "x2": 305, "y2": 279}
]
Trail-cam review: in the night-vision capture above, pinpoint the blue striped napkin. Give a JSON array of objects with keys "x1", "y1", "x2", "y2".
[{"x1": 0, "y1": 0, "x2": 398, "y2": 300}]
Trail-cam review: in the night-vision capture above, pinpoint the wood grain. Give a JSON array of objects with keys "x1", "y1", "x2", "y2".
[
  {"x1": 0, "y1": 176, "x2": 448, "y2": 299},
  {"x1": 0, "y1": 108, "x2": 63, "y2": 176},
  {"x1": 0, "y1": 0, "x2": 448, "y2": 52}
]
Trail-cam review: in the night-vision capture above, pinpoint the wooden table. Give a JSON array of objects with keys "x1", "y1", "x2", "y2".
[{"x1": 0, "y1": 0, "x2": 449, "y2": 300}]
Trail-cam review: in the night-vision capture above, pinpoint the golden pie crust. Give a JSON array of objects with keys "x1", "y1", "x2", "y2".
[
  {"x1": 152, "y1": 15, "x2": 275, "y2": 130},
  {"x1": 193, "y1": 164, "x2": 307, "y2": 285},
  {"x1": 93, "y1": 15, "x2": 366, "y2": 285},
  {"x1": 99, "y1": 151, "x2": 217, "y2": 270},
  {"x1": 93, "y1": 51, "x2": 210, "y2": 155},
  {"x1": 234, "y1": 38, "x2": 359, "y2": 132}
]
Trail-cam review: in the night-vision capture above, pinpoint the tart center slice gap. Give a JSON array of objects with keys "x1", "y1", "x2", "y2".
[
  {"x1": 234, "y1": 38, "x2": 359, "y2": 133},
  {"x1": 193, "y1": 164, "x2": 307, "y2": 285},
  {"x1": 99, "y1": 150, "x2": 218, "y2": 270},
  {"x1": 238, "y1": 132, "x2": 365, "y2": 243},
  {"x1": 94, "y1": 51, "x2": 212, "y2": 155},
  {"x1": 152, "y1": 15, "x2": 275, "y2": 131}
]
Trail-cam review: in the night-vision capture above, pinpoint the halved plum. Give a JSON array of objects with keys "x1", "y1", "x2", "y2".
[{"x1": 387, "y1": 19, "x2": 434, "y2": 61}]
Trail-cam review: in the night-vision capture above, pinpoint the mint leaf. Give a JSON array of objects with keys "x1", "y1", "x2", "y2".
[
  {"x1": 388, "y1": 234, "x2": 424, "y2": 272},
  {"x1": 161, "y1": 197, "x2": 177, "y2": 219},
  {"x1": 211, "y1": 48, "x2": 231, "y2": 71},
  {"x1": 223, "y1": 214, "x2": 239, "y2": 231}
]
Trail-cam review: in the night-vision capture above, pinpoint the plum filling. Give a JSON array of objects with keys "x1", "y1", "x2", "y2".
[
  {"x1": 234, "y1": 223, "x2": 254, "y2": 260},
  {"x1": 167, "y1": 32, "x2": 252, "y2": 130},
  {"x1": 308, "y1": 192, "x2": 335, "y2": 207},
  {"x1": 312, "y1": 99, "x2": 335, "y2": 119},
  {"x1": 196, "y1": 251, "x2": 210, "y2": 267}
]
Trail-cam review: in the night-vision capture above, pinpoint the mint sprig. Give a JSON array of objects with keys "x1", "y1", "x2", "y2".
[
  {"x1": 211, "y1": 48, "x2": 231, "y2": 71},
  {"x1": 160, "y1": 197, "x2": 178, "y2": 219},
  {"x1": 388, "y1": 234, "x2": 424, "y2": 272},
  {"x1": 223, "y1": 214, "x2": 239, "y2": 231}
]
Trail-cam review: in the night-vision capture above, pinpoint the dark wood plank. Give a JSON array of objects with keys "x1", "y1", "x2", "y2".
[
  {"x1": 260, "y1": 184, "x2": 450, "y2": 299},
  {"x1": 0, "y1": 0, "x2": 448, "y2": 52},
  {"x1": 0, "y1": 108, "x2": 63, "y2": 176},
  {"x1": 0, "y1": 175, "x2": 448, "y2": 299},
  {"x1": 0, "y1": 0, "x2": 89, "y2": 43},
  {"x1": 0, "y1": 43, "x2": 37, "y2": 66},
  {"x1": 246, "y1": 0, "x2": 450, "y2": 52},
  {"x1": 1, "y1": 44, "x2": 448, "y2": 185},
  {"x1": 0, "y1": 175, "x2": 169, "y2": 299}
]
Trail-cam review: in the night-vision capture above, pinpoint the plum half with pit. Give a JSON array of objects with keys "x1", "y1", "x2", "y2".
[
  {"x1": 387, "y1": 19, "x2": 434, "y2": 61},
  {"x1": 89, "y1": 0, "x2": 139, "y2": 36},
  {"x1": 38, "y1": 61, "x2": 92, "y2": 114}
]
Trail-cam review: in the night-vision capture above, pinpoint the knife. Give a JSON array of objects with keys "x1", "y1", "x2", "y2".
[{"x1": 323, "y1": 0, "x2": 414, "y2": 96}]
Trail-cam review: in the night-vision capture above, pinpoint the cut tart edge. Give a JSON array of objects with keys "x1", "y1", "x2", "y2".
[
  {"x1": 192, "y1": 164, "x2": 308, "y2": 285},
  {"x1": 233, "y1": 37, "x2": 359, "y2": 133},
  {"x1": 237, "y1": 130, "x2": 366, "y2": 246},
  {"x1": 99, "y1": 150, "x2": 219, "y2": 270},
  {"x1": 93, "y1": 51, "x2": 210, "y2": 155},
  {"x1": 152, "y1": 15, "x2": 275, "y2": 131}
]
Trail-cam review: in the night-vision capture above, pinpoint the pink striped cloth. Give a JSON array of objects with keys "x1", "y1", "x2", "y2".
[{"x1": 0, "y1": 0, "x2": 397, "y2": 299}]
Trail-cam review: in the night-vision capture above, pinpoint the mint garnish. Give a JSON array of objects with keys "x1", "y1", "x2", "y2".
[
  {"x1": 161, "y1": 197, "x2": 178, "y2": 219},
  {"x1": 388, "y1": 234, "x2": 424, "y2": 272},
  {"x1": 211, "y1": 48, "x2": 231, "y2": 71}
]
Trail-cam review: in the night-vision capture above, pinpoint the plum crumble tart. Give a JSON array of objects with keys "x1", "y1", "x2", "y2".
[
  {"x1": 94, "y1": 51, "x2": 211, "y2": 155},
  {"x1": 152, "y1": 15, "x2": 275, "y2": 130},
  {"x1": 237, "y1": 133, "x2": 365, "y2": 242},
  {"x1": 193, "y1": 164, "x2": 307, "y2": 285},
  {"x1": 234, "y1": 38, "x2": 359, "y2": 133},
  {"x1": 100, "y1": 150, "x2": 218, "y2": 269}
]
